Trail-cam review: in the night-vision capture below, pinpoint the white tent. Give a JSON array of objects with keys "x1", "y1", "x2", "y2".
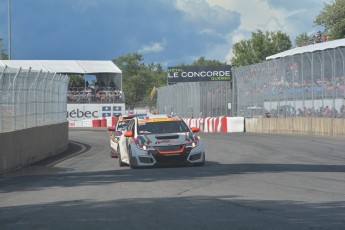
[
  {"x1": 0, "y1": 60, "x2": 122, "y2": 90},
  {"x1": 266, "y1": 38, "x2": 345, "y2": 60},
  {"x1": 0, "y1": 60, "x2": 121, "y2": 74}
]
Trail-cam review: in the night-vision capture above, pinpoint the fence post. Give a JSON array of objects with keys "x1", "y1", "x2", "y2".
[
  {"x1": 12, "y1": 67, "x2": 21, "y2": 131},
  {"x1": 24, "y1": 68, "x2": 31, "y2": 129},
  {"x1": 0, "y1": 66, "x2": 7, "y2": 133}
]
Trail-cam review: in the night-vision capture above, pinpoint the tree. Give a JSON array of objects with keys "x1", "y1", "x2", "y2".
[
  {"x1": 231, "y1": 30, "x2": 292, "y2": 67},
  {"x1": 314, "y1": 0, "x2": 345, "y2": 40},
  {"x1": 176, "y1": 57, "x2": 226, "y2": 67},
  {"x1": 295, "y1": 33, "x2": 310, "y2": 47},
  {"x1": 191, "y1": 56, "x2": 226, "y2": 66},
  {"x1": 2, "y1": 52, "x2": 9, "y2": 60},
  {"x1": 69, "y1": 75, "x2": 85, "y2": 87},
  {"x1": 1, "y1": 42, "x2": 9, "y2": 60},
  {"x1": 113, "y1": 53, "x2": 166, "y2": 106}
]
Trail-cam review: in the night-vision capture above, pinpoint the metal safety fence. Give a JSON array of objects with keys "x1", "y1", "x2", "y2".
[
  {"x1": 233, "y1": 47, "x2": 345, "y2": 118},
  {"x1": 0, "y1": 66, "x2": 69, "y2": 133},
  {"x1": 157, "y1": 81, "x2": 232, "y2": 118}
]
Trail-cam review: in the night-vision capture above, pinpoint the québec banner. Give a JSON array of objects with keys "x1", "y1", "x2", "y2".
[{"x1": 167, "y1": 65, "x2": 232, "y2": 84}]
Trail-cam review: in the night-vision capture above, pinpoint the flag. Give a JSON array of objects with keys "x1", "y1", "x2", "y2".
[
  {"x1": 102, "y1": 106, "x2": 111, "y2": 111},
  {"x1": 150, "y1": 86, "x2": 157, "y2": 101},
  {"x1": 113, "y1": 106, "x2": 121, "y2": 111}
]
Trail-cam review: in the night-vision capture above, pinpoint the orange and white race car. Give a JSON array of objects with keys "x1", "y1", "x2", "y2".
[
  {"x1": 117, "y1": 114, "x2": 205, "y2": 168},
  {"x1": 108, "y1": 114, "x2": 147, "y2": 158}
]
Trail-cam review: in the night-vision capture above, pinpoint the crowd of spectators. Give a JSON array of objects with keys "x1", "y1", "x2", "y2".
[
  {"x1": 67, "y1": 81, "x2": 123, "y2": 103},
  {"x1": 300, "y1": 31, "x2": 328, "y2": 46},
  {"x1": 264, "y1": 105, "x2": 345, "y2": 118}
]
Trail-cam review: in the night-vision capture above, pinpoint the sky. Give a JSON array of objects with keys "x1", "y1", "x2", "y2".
[{"x1": 0, "y1": 0, "x2": 328, "y2": 68}]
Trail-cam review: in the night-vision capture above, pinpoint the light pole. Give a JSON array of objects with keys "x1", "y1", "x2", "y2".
[
  {"x1": 8, "y1": 0, "x2": 11, "y2": 60},
  {"x1": 0, "y1": 38, "x2": 3, "y2": 59}
]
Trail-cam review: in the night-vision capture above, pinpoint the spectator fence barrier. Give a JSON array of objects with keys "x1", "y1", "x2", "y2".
[{"x1": 0, "y1": 66, "x2": 68, "y2": 133}]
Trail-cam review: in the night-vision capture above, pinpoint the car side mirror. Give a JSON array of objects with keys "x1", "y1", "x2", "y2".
[
  {"x1": 124, "y1": 130, "x2": 133, "y2": 137},
  {"x1": 191, "y1": 127, "x2": 200, "y2": 133},
  {"x1": 108, "y1": 126, "x2": 115, "y2": 131}
]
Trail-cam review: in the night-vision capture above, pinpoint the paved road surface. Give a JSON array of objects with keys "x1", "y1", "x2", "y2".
[{"x1": 1, "y1": 130, "x2": 345, "y2": 229}]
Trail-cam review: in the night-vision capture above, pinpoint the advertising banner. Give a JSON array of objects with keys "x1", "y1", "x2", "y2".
[
  {"x1": 167, "y1": 65, "x2": 232, "y2": 84},
  {"x1": 67, "y1": 103, "x2": 125, "y2": 121}
]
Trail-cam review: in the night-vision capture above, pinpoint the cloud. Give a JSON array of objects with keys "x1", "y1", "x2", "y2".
[
  {"x1": 0, "y1": 0, "x2": 327, "y2": 66},
  {"x1": 206, "y1": 0, "x2": 326, "y2": 62},
  {"x1": 138, "y1": 42, "x2": 165, "y2": 54},
  {"x1": 175, "y1": 0, "x2": 240, "y2": 35}
]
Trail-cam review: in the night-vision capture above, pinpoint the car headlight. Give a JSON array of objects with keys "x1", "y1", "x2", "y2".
[
  {"x1": 142, "y1": 145, "x2": 155, "y2": 151},
  {"x1": 186, "y1": 136, "x2": 199, "y2": 148},
  {"x1": 134, "y1": 138, "x2": 155, "y2": 151}
]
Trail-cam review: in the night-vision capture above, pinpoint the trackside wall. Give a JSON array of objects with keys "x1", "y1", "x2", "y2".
[
  {"x1": 0, "y1": 66, "x2": 69, "y2": 173},
  {"x1": 0, "y1": 122, "x2": 68, "y2": 173},
  {"x1": 245, "y1": 117, "x2": 345, "y2": 137}
]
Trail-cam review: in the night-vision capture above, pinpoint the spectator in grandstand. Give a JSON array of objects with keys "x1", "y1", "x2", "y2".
[
  {"x1": 340, "y1": 105, "x2": 345, "y2": 118},
  {"x1": 109, "y1": 81, "x2": 116, "y2": 89},
  {"x1": 94, "y1": 82, "x2": 100, "y2": 93},
  {"x1": 323, "y1": 106, "x2": 332, "y2": 117},
  {"x1": 316, "y1": 31, "x2": 322, "y2": 43}
]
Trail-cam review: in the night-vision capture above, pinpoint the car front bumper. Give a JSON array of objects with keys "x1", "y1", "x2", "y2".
[{"x1": 130, "y1": 143, "x2": 205, "y2": 167}]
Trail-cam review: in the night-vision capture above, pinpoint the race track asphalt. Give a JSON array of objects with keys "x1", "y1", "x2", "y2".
[{"x1": 1, "y1": 129, "x2": 344, "y2": 230}]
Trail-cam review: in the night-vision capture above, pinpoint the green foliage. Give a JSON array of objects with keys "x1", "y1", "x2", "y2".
[
  {"x1": 191, "y1": 56, "x2": 226, "y2": 66},
  {"x1": 113, "y1": 53, "x2": 166, "y2": 106},
  {"x1": 69, "y1": 75, "x2": 85, "y2": 87},
  {"x1": 231, "y1": 30, "x2": 292, "y2": 67},
  {"x1": 314, "y1": 0, "x2": 345, "y2": 40},
  {"x1": 2, "y1": 52, "x2": 9, "y2": 60},
  {"x1": 176, "y1": 57, "x2": 226, "y2": 67},
  {"x1": 295, "y1": 33, "x2": 310, "y2": 47}
]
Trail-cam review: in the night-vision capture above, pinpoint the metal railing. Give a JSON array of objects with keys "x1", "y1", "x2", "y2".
[
  {"x1": 233, "y1": 47, "x2": 345, "y2": 118},
  {"x1": 0, "y1": 66, "x2": 69, "y2": 133},
  {"x1": 157, "y1": 81, "x2": 232, "y2": 117}
]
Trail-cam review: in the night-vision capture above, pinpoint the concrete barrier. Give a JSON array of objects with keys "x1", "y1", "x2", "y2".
[
  {"x1": 0, "y1": 122, "x2": 68, "y2": 173},
  {"x1": 245, "y1": 117, "x2": 345, "y2": 137}
]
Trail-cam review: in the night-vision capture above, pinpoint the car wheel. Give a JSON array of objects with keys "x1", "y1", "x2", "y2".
[
  {"x1": 118, "y1": 147, "x2": 125, "y2": 167},
  {"x1": 128, "y1": 148, "x2": 138, "y2": 169},
  {"x1": 194, "y1": 153, "x2": 205, "y2": 166}
]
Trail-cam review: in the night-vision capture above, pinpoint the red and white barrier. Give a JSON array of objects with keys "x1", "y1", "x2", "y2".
[
  {"x1": 184, "y1": 116, "x2": 244, "y2": 133},
  {"x1": 69, "y1": 116, "x2": 116, "y2": 128},
  {"x1": 70, "y1": 115, "x2": 245, "y2": 133}
]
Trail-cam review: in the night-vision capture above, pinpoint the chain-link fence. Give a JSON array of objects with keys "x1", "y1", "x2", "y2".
[
  {"x1": 233, "y1": 47, "x2": 345, "y2": 118},
  {"x1": 0, "y1": 66, "x2": 69, "y2": 133},
  {"x1": 157, "y1": 81, "x2": 232, "y2": 118}
]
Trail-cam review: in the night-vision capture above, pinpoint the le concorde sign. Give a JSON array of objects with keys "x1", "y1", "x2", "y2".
[{"x1": 167, "y1": 65, "x2": 232, "y2": 84}]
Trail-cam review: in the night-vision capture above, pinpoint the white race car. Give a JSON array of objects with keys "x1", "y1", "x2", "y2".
[
  {"x1": 108, "y1": 114, "x2": 147, "y2": 158},
  {"x1": 117, "y1": 114, "x2": 205, "y2": 168}
]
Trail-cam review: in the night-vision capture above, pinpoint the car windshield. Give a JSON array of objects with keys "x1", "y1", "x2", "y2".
[
  {"x1": 117, "y1": 120, "x2": 131, "y2": 130},
  {"x1": 137, "y1": 120, "x2": 190, "y2": 134}
]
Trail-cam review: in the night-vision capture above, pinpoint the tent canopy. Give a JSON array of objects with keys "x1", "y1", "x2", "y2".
[
  {"x1": 0, "y1": 60, "x2": 123, "y2": 90},
  {"x1": 266, "y1": 38, "x2": 345, "y2": 60},
  {"x1": 0, "y1": 60, "x2": 122, "y2": 74}
]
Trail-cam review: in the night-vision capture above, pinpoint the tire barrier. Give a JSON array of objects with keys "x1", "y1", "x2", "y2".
[
  {"x1": 92, "y1": 119, "x2": 101, "y2": 127},
  {"x1": 69, "y1": 116, "x2": 115, "y2": 128},
  {"x1": 101, "y1": 118, "x2": 107, "y2": 127}
]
